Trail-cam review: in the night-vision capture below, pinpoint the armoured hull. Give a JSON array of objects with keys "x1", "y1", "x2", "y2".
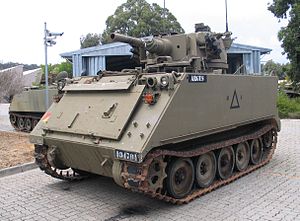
[{"x1": 30, "y1": 73, "x2": 279, "y2": 178}]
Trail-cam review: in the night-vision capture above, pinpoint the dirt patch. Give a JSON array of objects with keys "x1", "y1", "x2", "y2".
[{"x1": 0, "y1": 131, "x2": 34, "y2": 169}]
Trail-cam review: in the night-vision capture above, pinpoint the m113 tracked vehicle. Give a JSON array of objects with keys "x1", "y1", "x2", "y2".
[
  {"x1": 9, "y1": 87, "x2": 57, "y2": 132},
  {"x1": 9, "y1": 71, "x2": 69, "y2": 132},
  {"x1": 30, "y1": 24, "x2": 280, "y2": 204}
]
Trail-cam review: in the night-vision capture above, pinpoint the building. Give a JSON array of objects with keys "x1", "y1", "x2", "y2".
[
  {"x1": 61, "y1": 42, "x2": 271, "y2": 77},
  {"x1": 228, "y1": 43, "x2": 271, "y2": 74}
]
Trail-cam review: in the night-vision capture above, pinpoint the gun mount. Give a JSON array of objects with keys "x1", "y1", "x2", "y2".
[{"x1": 110, "y1": 24, "x2": 233, "y2": 73}]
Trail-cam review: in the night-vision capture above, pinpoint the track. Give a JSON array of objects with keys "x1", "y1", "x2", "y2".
[
  {"x1": 9, "y1": 112, "x2": 41, "y2": 132},
  {"x1": 34, "y1": 123, "x2": 277, "y2": 204},
  {"x1": 34, "y1": 145, "x2": 88, "y2": 181},
  {"x1": 121, "y1": 124, "x2": 277, "y2": 204}
]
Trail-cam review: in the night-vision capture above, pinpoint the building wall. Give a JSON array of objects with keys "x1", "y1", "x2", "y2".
[{"x1": 65, "y1": 43, "x2": 269, "y2": 76}]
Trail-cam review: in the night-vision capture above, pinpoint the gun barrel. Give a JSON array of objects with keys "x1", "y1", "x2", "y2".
[
  {"x1": 110, "y1": 33, "x2": 145, "y2": 48},
  {"x1": 145, "y1": 38, "x2": 172, "y2": 55}
]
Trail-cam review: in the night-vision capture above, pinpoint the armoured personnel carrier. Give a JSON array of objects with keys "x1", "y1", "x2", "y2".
[
  {"x1": 9, "y1": 71, "x2": 69, "y2": 132},
  {"x1": 30, "y1": 24, "x2": 280, "y2": 204},
  {"x1": 9, "y1": 87, "x2": 57, "y2": 132}
]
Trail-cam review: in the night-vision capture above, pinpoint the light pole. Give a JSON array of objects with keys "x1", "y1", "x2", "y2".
[
  {"x1": 225, "y1": 0, "x2": 229, "y2": 32},
  {"x1": 163, "y1": 0, "x2": 166, "y2": 33},
  {"x1": 44, "y1": 22, "x2": 63, "y2": 109}
]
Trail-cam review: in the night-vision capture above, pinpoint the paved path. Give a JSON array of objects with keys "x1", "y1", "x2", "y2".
[
  {"x1": 0, "y1": 104, "x2": 14, "y2": 131},
  {"x1": 0, "y1": 120, "x2": 299, "y2": 221}
]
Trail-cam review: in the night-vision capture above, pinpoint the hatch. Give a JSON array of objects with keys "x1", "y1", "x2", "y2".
[
  {"x1": 63, "y1": 75, "x2": 137, "y2": 91},
  {"x1": 43, "y1": 85, "x2": 145, "y2": 140}
]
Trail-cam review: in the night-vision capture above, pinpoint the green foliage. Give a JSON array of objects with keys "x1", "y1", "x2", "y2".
[
  {"x1": 277, "y1": 91, "x2": 300, "y2": 118},
  {"x1": 41, "y1": 61, "x2": 72, "y2": 75},
  {"x1": 80, "y1": 33, "x2": 101, "y2": 49},
  {"x1": 262, "y1": 60, "x2": 291, "y2": 79},
  {"x1": 101, "y1": 0, "x2": 184, "y2": 43},
  {"x1": 268, "y1": 0, "x2": 300, "y2": 83}
]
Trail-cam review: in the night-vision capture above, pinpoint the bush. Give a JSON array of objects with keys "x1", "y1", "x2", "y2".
[{"x1": 277, "y1": 91, "x2": 300, "y2": 118}]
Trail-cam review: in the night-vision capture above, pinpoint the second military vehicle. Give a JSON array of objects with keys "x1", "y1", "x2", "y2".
[
  {"x1": 9, "y1": 87, "x2": 57, "y2": 132},
  {"x1": 30, "y1": 24, "x2": 279, "y2": 204},
  {"x1": 9, "y1": 71, "x2": 69, "y2": 132}
]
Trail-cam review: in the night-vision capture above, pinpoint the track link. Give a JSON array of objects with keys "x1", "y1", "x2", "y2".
[{"x1": 121, "y1": 124, "x2": 278, "y2": 204}]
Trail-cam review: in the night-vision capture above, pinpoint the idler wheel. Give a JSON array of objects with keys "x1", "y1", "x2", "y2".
[
  {"x1": 217, "y1": 146, "x2": 235, "y2": 180},
  {"x1": 33, "y1": 119, "x2": 39, "y2": 128},
  {"x1": 195, "y1": 152, "x2": 216, "y2": 188},
  {"x1": 262, "y1": 130, "x2": 273, "y2": 149},
  {"x1": 24, "y1": 118, "x2": 32, "y2": 132},
  {"x1": 235, "y1": 142, "x2": 250, "y2": 172},
  {"x1": 17, "y1": 117, "x2": 25, "y2": 130},
  {"x1": 166, "y1": 158, "x2": 195, "y2": 199},
  {"x1": 250, "y1": 138, "x2": 263, "y2": 165},
  {"x1": 9, "y1": 114, "x2": 17, "y2": 125}
]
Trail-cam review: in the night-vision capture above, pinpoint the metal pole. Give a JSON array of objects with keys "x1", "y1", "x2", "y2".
[
  {"x1": 163, "y1": 0, "x2": 166, "y2": 33},
  {"x1": 225, "y1": 0, "x2": 229, "y2": 32},
  {"x1": 44, "y1": 22, "x2": 49, "y2": 109}
]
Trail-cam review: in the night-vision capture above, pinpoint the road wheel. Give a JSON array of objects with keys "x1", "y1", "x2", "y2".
[
  {"x1": 17, "y1": 117, "x2": 25, "y2": 130},
  {"x1": 166, "y1": 158, "x2": 195, "y2": 199},
  {"x1": 195, "y1": 152, "x2": 216, "y2": 188},
  {"x1": 250, "y1": 138, "x2": 263, "y2": 165},
  {"x1": 25, "y1": 118, "x2": 32, "y2": 132},
  {"x1": 217, "y1": 146, "x2": 235, "y2": 180},
  {"x1": 235, "y1": 142, "x2": 250, "y2": 172}
]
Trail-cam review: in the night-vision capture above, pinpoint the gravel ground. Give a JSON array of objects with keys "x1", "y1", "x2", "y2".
[
  {"x1": 0, "y1": 131, "x2": 34, "y2": 169},
  {"x1": 0, "y1": 103, "x2": 34, "y2": 169}
]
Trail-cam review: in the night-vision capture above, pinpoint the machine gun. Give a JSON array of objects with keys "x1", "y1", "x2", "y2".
[{"x1": 110, "y1": 24, "x2": 233, "y2": 73}]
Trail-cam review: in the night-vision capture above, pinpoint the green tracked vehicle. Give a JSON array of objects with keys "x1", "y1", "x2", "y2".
[
  {"x1": 9, "y1": 87, "x2": 57, "y2": 132},
  {"x1": 9, "y1": 71, "x2": 69, "y2": 132},
  {"x1": 30, "y1": 24, "x2": 280, "y2": 204}
]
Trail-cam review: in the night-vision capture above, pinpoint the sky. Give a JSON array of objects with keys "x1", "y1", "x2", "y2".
[{"x1": 0, "y1": 0, "x2": 289, "y2": 65}]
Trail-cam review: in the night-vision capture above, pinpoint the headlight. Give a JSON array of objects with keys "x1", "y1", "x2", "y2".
[
  {"x1": 160, "y1": 76, "x2": 169, "y2": 87},
  {"x1": 147, "y1": 77, "x2": 157, "y2": 88}
]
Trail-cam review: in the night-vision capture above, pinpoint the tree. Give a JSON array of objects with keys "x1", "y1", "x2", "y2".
[
  {"x1": 80, "y1": 33, "x2": 102, "y2": 49},
  {"x1": 0, "y1": 66, "x2": 23, "y2": 103},
  {"x1": 40, "y1": 61, "x2": 73, "y2": 84},
  {"x1": 268, "y1": 0, "x2": 300, "y2": 83},
  {"x1": 262, "y1": 60, "x2": 291, "y2": 80},
  {"x1": 101, "y1": 0, "x2": 184, "y2": 43}
]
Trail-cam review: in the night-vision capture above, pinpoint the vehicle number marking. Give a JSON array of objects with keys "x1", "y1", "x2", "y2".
[
  {"x1": 115, "y1": 150, "x2": 140, "y2": 163},
  {"x1": 188, "y1": 75, "x2": 207, "y2": 83}
]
